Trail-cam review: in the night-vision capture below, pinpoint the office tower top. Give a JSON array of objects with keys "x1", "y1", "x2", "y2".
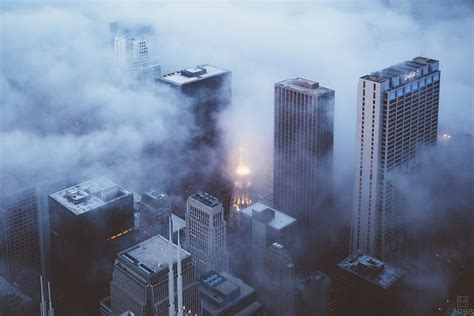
[
  {"x1": 138, "y1": 189, "x2": 171, "y2": 238},
  {"x1": 273, "y1": 78, "x2": 335, "y2": 243},
  {"x1": 229, "y1": 147, "x2": 253, "y2": 230},
  {"x1": 114, "y1": 36, "x2": 161, "y2": 80},
  {"x1": 351, "y1": 57, "x2": 440, "y2": 265},
  {"x1": 199, "y1": 271, "x2": 263, "y2": 316},
  {"x1": 262, "y1": 243, "x2": 295, "y2": 316},
  {"x1": 49, "y1": 177, "x2": 135, "y2": 316},
  {"x1": 333, "y1": 253, "x2": 405, "y2": 315},
  {"x1": 110, "y1": 235, "x2": 199, "y2": 316},
  {"x1": 185, "y1": 193, "x2": 228, "y2": 275},
  {"x1": 159, "y1": 65, "x2": 230, "y2": 87},
  {"x1": 296, "y1": 271, "x2": 331, "y2": 316}
]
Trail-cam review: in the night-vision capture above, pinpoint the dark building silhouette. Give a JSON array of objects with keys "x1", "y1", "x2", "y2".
[
  {"x1": 157, "y1": 65, "x2": 232, "y2": 216},
  {"x1": 0, "y1": 276, "x2": 33, "y2": 316},
  {"x1": 296, "y1": 271, "x2": 331, "y2": 316},
  {"x1": 48, "y1": 177, "x2": 134, "y2": 316}
]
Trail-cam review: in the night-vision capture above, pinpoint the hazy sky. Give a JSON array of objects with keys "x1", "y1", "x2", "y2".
[{"x1": 0, "y1": 0, "x2": 472, "y2": 193}]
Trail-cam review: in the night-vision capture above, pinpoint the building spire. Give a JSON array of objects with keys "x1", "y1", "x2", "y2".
[
  {"x1": 40, "y1": 276, "x2": 47, "y2": 316},
  {"x1": 47, "y1": 281, "x2": 54, "y2": 316},
  {"x1": 177, "y1": 232, "x2": 184, "y2": 316},
  {"x1": 168, "y1": 216, "x2": 175, "y2": 316}
]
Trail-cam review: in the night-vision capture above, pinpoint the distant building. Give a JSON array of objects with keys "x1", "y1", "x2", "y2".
[
  {"x1": 241, "y1": 202, "x2": 296, "y2": 285},
  {"x1": 199, "y1": 271, "x2": 263, "y2": 316},
  {"x1": 185, "y1": 193, "x2": 228, "y2": 275},
  {"x1": 0, "y1": 176, "x2": 41, "y2": 301},
  {"x1": 157, "y1": 65, "x2": 232, "y2": 215},
  {"x1": 138, "y1": 189, "x2": 171, "y2": 237},
  {"x1": 229, "y1": 148, "x2": 253, "y2": 230},
  {"x1": 109, "y1": 234, "x2": 199, "y2": 316},
  {"x1": 48, "y1": 177, "x2": 135, "y2": 316},
  {"x1": 296, "y1": 271, "x2": 331, "y2": 316},
  {"x1": 114, "y1": 36, "x2": 161, "y2": 80},
  {"x1": 351, "y1": 57, "x2": 440, "y2": 266},
  {"x1": 261, "y1": 243, "x2": 295, "y2": 316},
  {"x1": 273, "y1": 78, "x2": 334, "y2": 242},
  {"x1": 0, "y1": 277, "x2": 32, "y2": 316},
  {"x1": 332, "y1": 253, "x2": 405, "y2": 316},
  {"x1": 252, "y1": 162, "x2": 273, "y2": 208}
]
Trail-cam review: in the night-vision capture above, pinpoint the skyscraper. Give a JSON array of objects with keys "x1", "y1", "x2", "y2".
[
  {"x1": 114, "y1": 36, "x2": 161, "y2": 80},
  {"x1": 241, "y1": 202, "x2": 296, "y2": 288},
  {"x1": 0, "y1": 277, "x2": 33, "y2": 315},
  {"x1": 229, "y1": 147, "x2": 253, "y2": 230},
  {"x1": 261, "y1": 243, "x2": 295, "y2": 316},
  {"x1": 0, "y1": 176, "x2": 41, "y2": 301},
  {"x1": 185, "y1": 193, "x2": 228, "y2": 275},
  {"x1": 273, "y1": 78, "x2": 335, "y2": 241},
  {"x1": 350, "y1": 57, "x2": 440, "y2": 265},
  {"x1": 157, "y1": 65, "x2": 232, "y2": 214},
  {"x1": 199, "y1": 271, "x2": 263, "y2": 316},
  {"x1": 109, "y1": 234, "x2": 199, "y2": 316},
  {"x1": 138, "y1": 189, "x2": 171, "y2": 238},
  {"x1": 48, "y1": 177, "x2": 135, "y2": 316},
  {"x1": 296, "y1": 271, "x2": 331, "y2": 316}
]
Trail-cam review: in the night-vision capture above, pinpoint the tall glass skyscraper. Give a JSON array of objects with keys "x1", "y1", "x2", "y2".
[
  {"x1": 350, "y1": 57, "x2": 440, "y2": 266},
  {"x1": 273, "y1": 78, "x2": 334, "y2": 241}
]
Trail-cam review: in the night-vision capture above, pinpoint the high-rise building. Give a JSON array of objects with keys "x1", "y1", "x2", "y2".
[
  {"x1": 0, "y1": 176, "x2": 41, "y2": 301},
  {"x1": 273, "y1": 78, "x2": 335, "y2": 241},
  {"x1": 332, "y1": 253, "x2": 405, "y2": 316},
  {"x1": 48, "y1": 177, "x2": 135, "y2": 316},
  {"x1": 296, "y1": 271, "x2": 331, "y2": 316},
  {"x1": 138, "y1": 189, "x2": 171, "y2": 238},
  {"x1": 0, "y1": 277, "x2": 33, "y2": 316},
  {"x1": 229, "y1": 148, "x2": 253, "y2": 230},
  {"x1": 114, "y1": 36, "x2": 161, "y2": 80},
  {"x1": 185, "y1": 193, "x2": 228, "y2": 275},
  {"x1": 350, "y1": 57, "x2": 440, "y2": 265},
  {"x1": 157, "y1": 65, "x2": 232, "y2": 215},
  {"x1": 199, "y1": 271, "x2": 263, "y2": 316},
  {"x1": 261, "y1": 243, "x2": 295, "y2": 316},
  {"x1": 241, "y1": 202, "x2": 296, "y2": 287},
  {"x1": 252, "y1": 161, "x2": 273, "y2": 208},
  {"x1": 109, "y1": 234, "x2": 199, "y2": 316}
]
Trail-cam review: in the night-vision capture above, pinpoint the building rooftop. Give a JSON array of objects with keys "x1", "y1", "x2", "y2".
[
  {"x1": 141, "y1": 189, "x2": 170, "y2": 209},
  {"x1": 242, "y1": 202, "x2": 296, "y2": 230},
  {"x1": 338, "y1": 253, "x2": 404, "y2": 289},
  {"x1": 159, "y1": 64, "x2": 229, "y2": 86},
  {"x1": 118, "y1": 234, "x2": 190, "y2": 276},
  {"x1": 200, "y1": 271, "x2": 256, "y2": 311},
  {"x1": 190, "y1": 192, "x2": 221, "y2": 208},
  {"x1": 49, "y1": 177, "x2": 132, "y2": 215},
  {"x1": 276, "y1": 78, "x2": 334, "y2": 96},
  {"x1": 361, "y1": 56, "x2": 439, "y2": 88},
  {"x1": 0, "y1": 277, "x2": 30, "y2": 302}
]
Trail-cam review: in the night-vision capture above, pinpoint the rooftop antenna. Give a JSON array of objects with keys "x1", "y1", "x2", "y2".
[
  {"x1": 40, "y1": 276, "x2": 47, "y2": 316},
  {"x1": 168, "y1": 216, "x2": 175, "y2": 316},
  {"x1": 177, "y1": 231, "x2": 184, "y2": 316},
  {"x1": 47, "y1": 281, "x2": 54, "y2": 316}
]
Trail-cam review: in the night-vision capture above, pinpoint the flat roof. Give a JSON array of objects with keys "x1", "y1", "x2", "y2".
[
  {"x1": 241, "y1": 202, "x2": 296, "y2": 230},
  {"x1": 158, "y1": 64, "x2": 229, "y2": 86},
  {"x1": 119, "y1": 234, "x2": 190, "y2": 276},
  {"x1": 338, "y1": 253, "x2": 404, "y2": 289},
  {"x1": 276, "y1": 77, "x2": 334, "y2": 96},
  {"x1": 190, "y1": 192, "x2": 221, "y2": 208},
  {"x1": 49, "y1": 177, "x2": 131, "y2": 215}
]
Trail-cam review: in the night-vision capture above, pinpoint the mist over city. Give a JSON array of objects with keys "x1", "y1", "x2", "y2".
[{"x1": 0, "y1": 1, "x2": 472, "y2": 316}]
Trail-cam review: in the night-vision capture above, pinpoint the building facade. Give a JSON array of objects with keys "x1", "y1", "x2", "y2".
[
  {"x1": 296, "y1": 271, "x2": 331, "y2": 316},
  {"x1": 114, "y1": 36, "x2": 161, "y2": 80},
  {"x1": 350, "y1": 57, "x2": 440, "y2": 265},
  {"x1": 261, "y1": 243, "x2": 295, "y2": 316},
  {"x1": 138, "y1": 189, "x2": 171, "y2": 238},
  {"x1": 48, "y1": 177, "x2": 135, "y2": 316},
  {"x1": 273, "y1": 78, "x2": 334, "y2": 241},
  {"x1": 109, "y1": 234, "x2": 199, "y2": 316},
  {"x1": 229, "y1": 148, "x2": 253, "y2": 231},
  {"x1": 199, "y1": 271, "x2": 263, "y2": 316},
  {"x1": 0, "y1": 277, "x2": 33, "y2": 316},
  {"x1": 157, "y1": 65, "x2": 232, "y2": 215},
  {"x1": 185, "y1": 193, "x2": 228, "y2": 275}
]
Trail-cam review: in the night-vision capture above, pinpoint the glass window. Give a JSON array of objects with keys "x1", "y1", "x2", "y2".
[
  {"x1": 396, "y1": 88, "x2": 404, "y2": 98},
  {"x1": 419, "y1": 79, "x2": 425, "y2": 87},
  {"x1": 412, "y1": 81, "x2": 418, "y2": 91},
  {"x1": 433, "y1": 73, "x2": 440, "y2": 81},
  {"x1": 389, "y1": 91, "x2": 396, "y2": 101},
  {"x1": 426, "y1": 76, "x2": 433, "y2": 84},
  {"x1": 404, "y1": 85, "x2": 411, "y2": 93}
]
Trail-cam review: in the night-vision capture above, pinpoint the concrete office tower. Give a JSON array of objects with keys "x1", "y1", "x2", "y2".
[
  {"x1": 114, "y1": 36, "x2": 161, "y2": 80},
  {"x1": 48, "y1": 177, "x2": 135, "y2": 316},
  {"x1": 138, "y1": 190, "x2": 171, "y2": 238},
  {"x1": 296, "y1": 271, "x2": 331, "y2": 316},
  {"x1": 261, "y1": 243, "x2": 295, "y2": 316},
  {"x1": 241, "y1": 202, "x2": 296, "y2": 286},
  {"x1": 109, "y1": 235, "x2": 199, "y2": 316},
  {"x1": 333, "y1": 253, "x2": 405, "y2": 316},
  {"x1": 185, "y1": 193, "x2": 228, "y2": 275},
  {"x1": 350, "y1": 57, "x2": 440, "y2": 266},
  {"x1": 0, "y1": 176, "x2": 41, "y2": 301},
  {"x1": 273, "y1": 78, "x2": 335, "y2": 241},
  {"x1": 157, "y1": 65, "x2": 232, "y2": 215},
  {"x1": 0, "y1": 277, "x2": 33, "y2": 315},
  {"x1": 199, "y1": 271, "x2": 263, "y2": 316},
  {"x1": 229, "y1": 148, "x2": 253, "y2": 230}
]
